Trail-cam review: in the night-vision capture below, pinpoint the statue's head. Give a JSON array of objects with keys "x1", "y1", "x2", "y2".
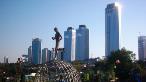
[{"x1": 54, "y1": 27, "x2": 58, "y2": 32}]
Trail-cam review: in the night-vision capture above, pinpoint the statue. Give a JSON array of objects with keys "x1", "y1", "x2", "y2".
[{"x1": 52, "y1": 27, "x2": 62, "y2": 59}]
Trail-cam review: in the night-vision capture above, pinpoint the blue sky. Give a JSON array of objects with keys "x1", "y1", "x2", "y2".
[{"x1": 0, "y1": 0, "x2": 146, "y2": 63}]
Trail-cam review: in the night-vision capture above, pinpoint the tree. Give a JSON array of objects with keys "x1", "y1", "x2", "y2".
[
  {"x1": 72, "y1": 60, "x2": 83, "y2": 71},
  {"x1": 95, "y1": 59, "x2": 114, "y2": 82},
  {"x1": 107, "y1": 48, "x2": 136, "y2": 80}
]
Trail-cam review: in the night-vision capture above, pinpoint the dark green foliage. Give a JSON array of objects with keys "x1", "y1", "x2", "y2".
[
  {"x1": 95, "y1": 59, "x2": 115, "y2": 82},
  {"x1": 107, "y1": 48, "x2": 136, "y2": 80},
  {"x1": 94, "y1": 48, "x2": 138, "y2": 81},
  {"x1": 0, "y1": 63, "x2": 17, "y2": 76}
]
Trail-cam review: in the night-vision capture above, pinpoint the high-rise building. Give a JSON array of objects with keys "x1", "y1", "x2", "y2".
[
  {"x1": 138, "y1": 36, "x2": 146, "y2": 61},
  {"x1": 56, "y1": 48, "x2": 64, "y2": 60},
  {"x1": 50, "y1": 48, "x2": 55, "y2": 61},
  {"x1": 4, "y1": 56, "x2": 8, "y2": 63},
  {"x1": 28, "y1": 46, "x2": 32, "y2": 63},
  {"x1": 42, "y1": 48, "x2": 50, "y2": 63},
  {"x1": 64, "y1": 27, "x2": 76, "y2": 62},
  {"x1": 48, "y1": 50, "x2": 51, "y2": 61},
  {"x1": 76, "y1": 25, "x2": 89, "y2": 60},
  {"x1": 105, "y1": 2, "x2": 122, "y2": 56},
  {"x1": 32, "y1": 38, "x2": 41, "y2": 64}
]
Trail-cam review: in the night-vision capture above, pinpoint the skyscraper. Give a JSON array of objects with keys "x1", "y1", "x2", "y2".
[
  {"x1": 76, "y1": 25, "x2": 89, "y2": 60},
  {"x1": 32, "y1": 38, "x2": 41, "y2": 64},
  {"x1": 48, "y1": 50, "x2": 51, "y2": 61},
  {"x1": 138, "y1": 36, "x2": 146, "y2": 61},
  {"x1": 4, "y1": 56, "x2": 8, "y2": 63},
  {"x1": 50, "y1": 48, "x2": 55, "y2": 60},
  {"x1": 57, "y1": 48, "x2": 64, "y2": 60},
  {"x1": 105, "y1": 2, "x2": 122, "y2": 56},
  {"x1": 42, "y1": 48, "x2": 49, "y2": 63},
  {"x1": 64, "y1": 27, "x2": 76, "y2": 62},
  {"x1": 28, "y1": 46, "x2": 32, "y2": 63}
]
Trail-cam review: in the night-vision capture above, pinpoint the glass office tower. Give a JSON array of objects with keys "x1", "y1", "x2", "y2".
[
  {"x1": 32, "y1": 38, "x2": 41, "y2": 64},
  {"x1": 76, "y1": 25, "x2": 89, "y2": 60},
  {"x1": 138, "y1": 36, "x2": 146, "y2": 61},
  {"x1": 105, "y1": 2, "x2": 122, "y2": 56},
  {"x1": 64, "y1": 27, "x2": 76, "y2": 62}
]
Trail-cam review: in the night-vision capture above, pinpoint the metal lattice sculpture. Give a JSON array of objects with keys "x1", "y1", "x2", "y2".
[{"x1": 47, "y1": 60, "x2": 81, "y2": 82}]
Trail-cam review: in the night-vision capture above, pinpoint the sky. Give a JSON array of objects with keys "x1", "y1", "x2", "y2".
[{"x1": 0, "y1": 0, "x2": 146, "y2": 63}]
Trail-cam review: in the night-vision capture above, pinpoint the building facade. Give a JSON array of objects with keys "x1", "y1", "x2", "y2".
[
  {"x1": 76, "y1": 25, "x2": 89, "y2": 60},
  {"x1": 64, "y1": 27, "x2": 76, "y2": 62},
  {"x1": 105, "y1": 2, "x2": 122, "y2": 56},
  {"x1": 50, "y1": 48, "x2": 55, "y2": 61},
  {"x1": 32, "y1": 38, "x2": 41, "y2": 64},
  {"x1": 42, "y1": 48, "x2": 49, "y2": 64},
  {"x1": 48, "y1": 50, "x2": 51, "y2": 61},
  {"x1": 138, "y1": 36, "x2": 146, "y2": 61},
  {"x1": 56, "y1": 48, "x2": 64, "y2": 60},
  {"x1": 4, "y1": 56, "x2": 8, "y2": 63},
  {"x1": 28, "y1": 46, "x2": 32, "y2": 63}
]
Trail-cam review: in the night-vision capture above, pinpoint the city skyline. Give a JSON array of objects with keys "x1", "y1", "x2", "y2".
[{"x1": 1, "y1": 0, "x2": 146, "y2": 62}]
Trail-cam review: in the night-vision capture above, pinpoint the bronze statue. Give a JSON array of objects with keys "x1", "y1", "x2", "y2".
[{"x1": 52, "y1": 27, "x2": 62, "y2": 59}]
